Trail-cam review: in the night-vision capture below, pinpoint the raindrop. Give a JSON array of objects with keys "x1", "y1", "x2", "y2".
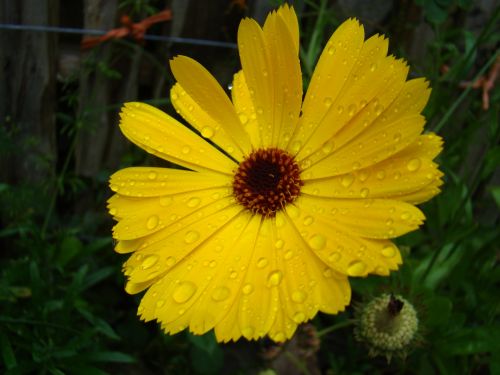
[
  {"x1": 352, "y1": 162, "x2": 361, "y2": 170},
  {"x1": 148, "y1": 171, "x2": 157, "y2": 180},
  {"x1": 273, "y1": 332, "x2": 286, "y2": 342},
  {"x1": 401, "y1": 212, "x2": 411, "y2": 220},
  {"x1": 381, "y1": 245, "x2": 397, "y2": 258},
  {"x1": 348, "y1": 104, "x2": 357, "y2": 116},
  {"x1": 375, "y1": 104, "x2": 384, "y2": 115},
  {"x1": 172, "y1": 281, "x2": 197, "y2": 303},
  {"x1": 187, "y1": 197, "x2": 201, "y2": 208},
  {"x1": 337, "y1": 105, "x2": 344, "y2": 114},
  {"x1": 360, "y1": 188, "x2": 370, "y2": 198},
  {"x1": 211, "y1": 286, "x2": 230, "y2": 301},
  {"x1": 181, "y1": 145, "x2": 191, "y2": 154},
  {"x1": 242, "y1": 326, "x2": 255, "y2": 337},
  {"x1": 166, "y1": 256, "x2": 176, "y2": 267},
  {"x1": 393, "y1": 133, "x2": 402, "y2": 142},
  {"x1": 184, "y1": 230, "x2": 200, "y2": 244},
  {"x1": 347, "y1": 260, "x2": 367, "y2": 276},
  {"x1": 293, "y1": 312, "x2": 306, "y2": 323},
  {"x1": 267, "y1": 270, "x2": 283, "y2": 287},
  {"x1": 284, "y1": 250, "x2": 294, "y2": 260},
  {"x1": 239, "y1": 113, "x2": 249, "y2": 124},
  {"x1": 146, "y1": 215, "x2": 159, "y2": 230},
  {"x1": 370, "y1": 63, "x2": 376, "y2": 72},
  {"x1": 323, "y1": 97, "x2": 333, "y2": 107},
  {"x1": 275, "y1": 239, "x2": 284, "y2": 249},
  {"x1": 323, "y1": 268, "x2": 333, "y2": 278},
  {"x1": 156, "y1": 300, "x2": 165, "y2": 308},
  {"x1": 308, "y1": 234, "x2": 327, "y2": 250},
  {"x1": 109, "y1": 207, "x2": 117, "y2": 216},
  {"x1": 257, "y1": 257, "x2": 269, "y2": 269},
  {"x1": 322, "y1": 141, "x2": 334, "y2": 153},
  {"x1": 242, "y1": 283, "x2": 254, "y2": 295},
  {"x1": 327, "y1": 46, "x2": 335, "y2": 55},
  {"x1": 386, "y1": 218, "x2": 394, "y2": 226},
  {"x1": 303, "y1": 216, "x2": 314, "y2": 226},
  {"x1": 376, "y1": 170, "x2": 386, "y2": 180},
  {"x1": 201, "y1": 126, "x2": 215, "y2": 138},
  {"x1": 230, "y1": 271, "x2": 238, "y2": 279},
  {"x1": 328, "y1": 251, "x2": 341, "y2": 262},
  {"x1": 358, "y1": 171, "x2": 369, "y2": 182},
  {"x1": 291, "y1": 291, "x2": 307, "y2": 303},
  {"x1": 141, "y1": 255, "x2": 159, "y2": 270},
  {"x1": 406, "y1": 158, "x2": 421, "y2": 172},
  {"x1": 159, "y1": 196, "x2": 172, "y2": 207},
  {"x1": 341, "y1": 173, "x2": 355, "y2": 188}
]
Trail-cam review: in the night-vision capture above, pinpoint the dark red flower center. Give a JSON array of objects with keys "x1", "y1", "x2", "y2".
[{"x1": 232, "y1": 148, "x2": 303, "y2": 218}]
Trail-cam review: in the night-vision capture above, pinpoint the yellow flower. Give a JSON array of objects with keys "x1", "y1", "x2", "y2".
[{"x1": 108, "y1": 5, "x2": 443, "y2": 343}]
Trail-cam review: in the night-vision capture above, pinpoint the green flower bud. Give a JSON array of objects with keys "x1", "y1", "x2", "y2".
[{"x1": 354, "y1": 293, "x2": 419, "y2": 362}]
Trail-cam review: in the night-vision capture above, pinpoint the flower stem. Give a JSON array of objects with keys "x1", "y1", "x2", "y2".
[{"x1": 316, "y1": 319, "x2": 356, "y2": 337}]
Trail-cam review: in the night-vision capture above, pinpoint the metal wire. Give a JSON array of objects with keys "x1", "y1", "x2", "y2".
[{"x1": 0, "y1": 23, "x2": 237, "y2": 49}]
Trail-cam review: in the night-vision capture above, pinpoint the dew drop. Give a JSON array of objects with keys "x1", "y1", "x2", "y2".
[
  {"x1": 376, "y1": 170, "x2": 386, "y2": 180},
  {"x1": 109, "y1": 207, "x2": 117, "y2": 216},
  {"x1": 166, "y1": 256, "x2": 176, "y2": 267},
  {"x1": 375, "y1": 104, "x2": 384, "y2": 116},
  {"x1": 341, "y1": 173, "x2": 355, "y2": 188},
  {"x1": 181, "y1": 145, "x2": 191, "y2": 154},
  {"x1": 146, "y1": 215, "x2": 159, "y2": 230},
  {"x1": 327, "y1": 46, "x2": 335, "y2": 55},
  {"x1": 242, "y1": 283, "x2": 254, "y2": 295},
  {"x1": 172, "y1": 281, "x2": 197, "y2": 303},
  {"x1": 211, "y1": 286, "x2": 230, "y2": 302},
  {"x1": 406, "y1": 158, "x2": 421, "y2": 172},
  {"x1": 275, "y1": 239, "x2": 284, "y2": 249},
  {"x1": 287, "y1": 205, "x2": 300, "y2": 219},
  {"x1": 347, "y1": 260, "x2": 367, "y2": 276},
  {"x1": 323, "y1": 97, "x2": 333, "y2": 107},
  {"x1": 291, "y1": 291, "x2": 307, "y2": 303},
  {"x1": 230, "y1": 271, "x2": 238, "y2": 279},
  {"x1": 293, "y1": 312, "x2": 306, "y2": 323},
  {"x1": 184, "y1": 230, "x2": 200, "y2": 244},
  {"x1": 322, "y1": 141, "x2": 334, "y2": 153},
  {"x1": 187, "y1": 197, "x2": 201, "y2": 208},
  {"x1": 352, "y1": 162, "x2": 361, "y2": 170},
  {"x1": 284, "y1": 250, "x2": 294, "y2": 260},
  {"x1": 386, "y1": 218, "x2": 394, "y2": 226},
  {"x1": 256, "y1": 107, "x2": 264, "y2": 115},
  {"x1": 381, "y1": 245, "x2": 397, "y2": 258},
  {"x1": 267, "y1": 270, "x2": 283, "y2": 287},
  {"x1": 401, "y1": 211, "x2": 411, "y2": 220},
  {"x1": 148, "y1": 171, "x2": 157, "y2": 180},
  {"x1": 303, "y1": 216, "x2": 314, "y2": 226},
  {"x1": 273, "y1": 332, "x2": 286, "y2": 342},
  {"x1": 393, "y1": 133, "x2": 402, "y2": 142},
  {"x1": 360, "y1": 188, "x2": 370, "y2": 198},
  {"x1": 156, "y1": 300, "x2": 165, "y2": 308},
  {"x1": 337, "y1": 105, "x2": 344, "y2": 114},
  {"x1": 238, "y1": 113, "x2": 249, "y2": 124},
  {"x1": 358, "y1": 171, "x2": 369, "y2": 182},
  {"x1": 308, "y1": 234, "x2": 327, "y2": 250},
  {"x1": 370, "y1": 63, "x2": 376, "y2": 72},
  {"x1": 141, "y1": 254, "x2": 159, "y2": 270},
  {"x1": 323, "y1": 268, "x2": 333, "y2": 278},
  {"x1": 348, "y1": 104, "x2": 357, "y2": 116},
  {"x1": 201, "y1": 126, "x2": 215, "y2": 138},
  {"x1": 328, "y1": 251, "x2": 341, "y2": 262},
  {"x1": 257, "y1": 257, "x2": 269, "y2": 269}
]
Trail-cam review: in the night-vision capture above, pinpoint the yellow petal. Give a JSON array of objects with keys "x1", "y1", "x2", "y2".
[
  {"x1": 123, "y1": 201, "x2": 243, "y2": 288},
  {"x1": 171, "y1": 84, "x2": 245, "y2": 161},
  {"x1": 287, "y1": 19, "x2": 364, "y2": 155},
  {"x1": 119, "y1": 102, "x2": 235, "y2": 174},
  {"x1": 238, "y1": 14, "x2": 302, "y2": 148},
  {"x1": 169, "y1": 56, "x2": 252, "y2": 155},
  {"x1": 110, "y1": 186, "x2": 232, "y2": 241},
  {"x1": 282, "y1": 202, "x2": 403, "y2": 276},
  {"x1": 276, "y1": 4, "x2": 299, "y2": 52},
  {"x1": 302, "y1": 134, "x2": 443, "y2": 198},
  {"x1": 398, "y1": 177, "x2": 444, "y2": 204},
  {"x1": 231, "y1": 71, "x2": 261, "y2": 148},
  {"x1": 109, "y1": 167, "x2": 231, "y2": 197},
  {"x1": 297, "y1": 195, "x2": 424, "y2": 239},
  {"x1": 304, "y1": 114, "x2": 425, "y2": 178}
]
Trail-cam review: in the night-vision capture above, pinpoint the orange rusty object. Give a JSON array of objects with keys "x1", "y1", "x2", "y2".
[
  {"x1": 81, "y1": 9, "x2": 172, "y2": 49},
  {"x1": 459, "y1": 55, "x2": 499, "y2": 110}
]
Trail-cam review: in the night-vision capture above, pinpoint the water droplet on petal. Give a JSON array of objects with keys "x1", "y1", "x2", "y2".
[
  {"x1": 184, "y1": 230, "x2": 200, "y2": 244},
  {"x1": 291, "y1": 291, "x2": 307, "y2": 303},
  {"x1": 148, "y1": 171, "x2": 157, "y2": 180},
  {"x1": 172, "y1": 281, "x2": 197, "y2": 303},
  {"x1": 341, "y1": 173, "x2": 355, "y2": 188},
  {"x1": 187, "y1": 197, "x2": 201, "y2": 207},
  {"x1": 376, "y1": 170, "x2": 386, "y2": 180},
  {"x1": 146, "y1": 215, "x2": 159, "y2": 230},
  {"x1": 181, "y1": 145, "x2": 191, "y2": 154},
  {"x1": 273, "y1": 332, "x2": 286, "y2": 342},
  {"x1": 309, "y1": 234, "x2": 326, "y2": 250},
  {"x1": 347, "y1": 260, "x2": 367, "y2": 276},
  {"x1": 257, "y1": 257, "x2": 269, "y2": 269},
  {"x1": 327, "y1": 46, "x2": 335, "y2": 55},
  {"x1": 401, "y1": 211, "x2": 411, "y2": 220},
  {"x1": 242, "y1": 283, "x2": 254, "y2": 295},
  {"x1": 323, "y1": 97, "x2": 333, "y2": 107},
  {"x1": 284, "y1": 250, "x2": 294, "y2": 260},
  {"x1": 293, "y1": 312, "x2": 306, "y2": 323},
  {"x1": 142, "y1": 255, "x2": 159, "y2": 269},
  {"x1": 166, "y1": 256, "x2": 176, "y2": 267},
  {"x1": 381, "y1": 245, "x2": 397, "y2": 258},
  {"x1": 201, "y1": 126, "x2": 215, "y2": 138},
  {"x1": 267, "y1": 270, "x2": 283, "y2": 287},
  {"x1": 109, "y1": 207, "x2": 117, "y2": 216},
  {"x1": 156, "y1": 300, "x2": 165, "y2": 308},
  {"x1": 303, "y1": 216, "x2": 314, "y2": 226},
  {"x1": 337, "y1": 105, "x2": 344, "y2": 114},
  {"x1": 242, "y1": 326, "x2": 254, "y2": 338},
  {"x1": 406, "y1": 158, "x2": 421, "y2": 172},
  {"x1": 238, "y1": 113, "x2": 248, "y2": 124},
  {"x1": 211, "y1": 286, "x2": 230, "y2": 301},
  {"x1": 328, "y1": 251, "x2": 341, "y2": 262},
  {"x1": 360, "y1": 188, "x2": 370, "y2": 198}
]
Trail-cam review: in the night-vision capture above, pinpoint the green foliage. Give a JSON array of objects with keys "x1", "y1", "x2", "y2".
[{"x1": 1, "y1": 1, "x2": 499, "y2": 374}]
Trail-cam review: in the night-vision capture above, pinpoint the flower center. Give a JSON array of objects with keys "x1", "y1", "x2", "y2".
[{"x1": 232, "y1": 148, "x2": 303, "y2": 218}]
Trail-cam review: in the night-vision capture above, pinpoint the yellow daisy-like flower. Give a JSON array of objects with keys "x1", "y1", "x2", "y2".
[{"x1": 108, "y1": 5, "x2": 443, "y2": 343}]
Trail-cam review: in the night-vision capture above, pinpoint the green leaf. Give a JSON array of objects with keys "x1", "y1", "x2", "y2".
[
  {"x1": 86, "y1": 351, "x2": 136, "y2": 363},
  {"x1": 490, "y1": 186, "x2": 500, "y2": 208},
  {"x1": 187, "y1": 332, "x2": 224, "y2": 374},
  {"x1": 0, "y1": 331, "x2": 17, "y2": 369},
  {"x1": 56, "y1": 235, "x2": 83, "y2": 268},
  {"x1": 425, "y1": 296, "x2": 453, "y2": 328}
]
